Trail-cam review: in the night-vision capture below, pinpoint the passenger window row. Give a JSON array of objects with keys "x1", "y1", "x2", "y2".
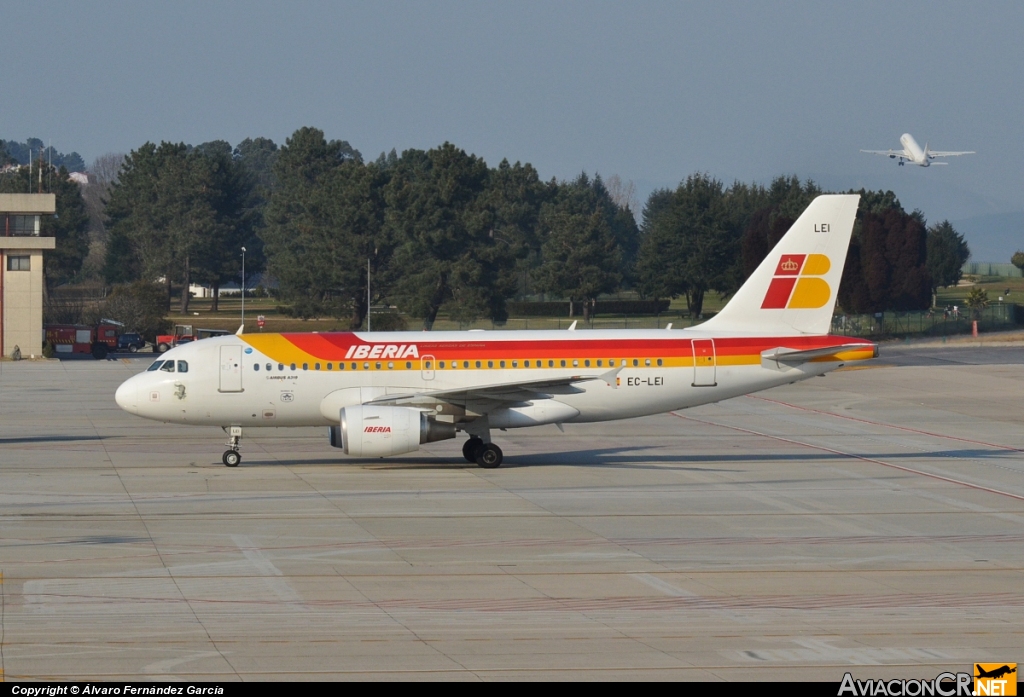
[{"x1": 252, "y1": 358, "x2": 665, "y2": 371}]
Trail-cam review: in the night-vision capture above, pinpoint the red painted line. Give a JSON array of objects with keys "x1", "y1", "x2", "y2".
[
  {"x1": 670, "y1": 412, "x2": 1024, "y2": 503},
  {"x1": 262, "y1": 332, "x2": 873, "y2": 363},
  {"x1": 749, "y1": 395, "x2": 1024, "y2": 454}
]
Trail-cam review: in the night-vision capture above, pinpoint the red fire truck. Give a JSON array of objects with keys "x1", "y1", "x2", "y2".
[{"x1": 44, "y1": 322, "x2": 120, "y2": 359}]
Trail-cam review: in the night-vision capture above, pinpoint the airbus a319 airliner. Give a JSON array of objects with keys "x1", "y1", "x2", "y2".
[{"x1": 116, "y1": 194, "x2": 877, "y2": 468}]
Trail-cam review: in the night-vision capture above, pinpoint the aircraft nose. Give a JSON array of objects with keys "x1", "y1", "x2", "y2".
[{"x1": 115, "y1": 378, "x2": 138, "y2": 414}]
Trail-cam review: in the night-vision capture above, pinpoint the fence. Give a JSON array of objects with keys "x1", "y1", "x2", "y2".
[
  {"x1": 831, "y1": 303, "x2": 1018, "y2": 338},
  {"x1": 962, "y1": 262, "x2": 1023, "y2": 278}
]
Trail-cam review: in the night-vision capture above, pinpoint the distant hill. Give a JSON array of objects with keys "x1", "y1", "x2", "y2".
[{"x1": 0, "y1": 137, "x2": 86, "y2": 173}]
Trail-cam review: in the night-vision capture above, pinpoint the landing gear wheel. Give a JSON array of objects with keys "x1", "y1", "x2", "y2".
[
  {"x1": 223, "y1": 450, "x2": 241, "y2": 467},
  {"x1": 475, "y1": 443, "x2": 503, "y2": 469},
  {"x1": 462, "y1": 437, "x2": 484, "y2": 463}
]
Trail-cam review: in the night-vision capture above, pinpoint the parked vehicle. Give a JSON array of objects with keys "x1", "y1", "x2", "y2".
[
  {"x1": 155, "y1": 325, "x2": 231, "y2": 353},
  {"x1": 155, "y1": 325, "x2": 195, "y2": 353},
  {"x1": 117, "y1": 332, "x2": 147, "y2": 353},
  {"x1": 44, "y1": 323, "x2": 120, "y2": 359}
]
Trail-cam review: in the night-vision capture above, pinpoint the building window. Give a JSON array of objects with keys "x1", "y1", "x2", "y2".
[
  {"x1": 9, "y1": 215, "x2": 39, "y2": 236},
  {"x1": 6, "y1": 255, "x2": 30, "y2": 271}
]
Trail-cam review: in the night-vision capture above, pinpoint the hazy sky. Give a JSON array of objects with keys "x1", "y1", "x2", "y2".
[{"x1": 3, "y1": 1, "x2": 1021, "y2": 257}]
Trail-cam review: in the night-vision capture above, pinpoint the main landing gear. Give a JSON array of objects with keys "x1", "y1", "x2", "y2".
[
  {"x1": 222, "y1": 426, "x2": 242, "y2": 467},
  {"x1": 462, "y1": 436, "x2": 503, "y2": 468}
]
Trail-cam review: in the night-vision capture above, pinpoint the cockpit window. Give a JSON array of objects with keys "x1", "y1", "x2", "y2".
[
  {"x1": 177, "y1": 361, "x2": 188, "y2": 373},
  {"x1": 147, "y1": 361, "x2": 163, "y2": 371},
  {"x1": 159, "y1": 361, "x2": 175, "y2": 373}
]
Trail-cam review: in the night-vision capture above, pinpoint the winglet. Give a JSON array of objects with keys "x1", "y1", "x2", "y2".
[
  {"x1": 567, "y1": 320, "x2": 577, "y2": 331},
  {"x1": 236, "y1": 324, "x2": 244, "y2": 336}
]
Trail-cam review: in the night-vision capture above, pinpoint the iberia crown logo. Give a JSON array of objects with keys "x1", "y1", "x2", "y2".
[{"x1": 761, "y1": 253, "x2": 832, "y2": 309}]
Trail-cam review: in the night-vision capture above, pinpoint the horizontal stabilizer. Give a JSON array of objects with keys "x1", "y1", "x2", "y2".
[{"x1": 761, "y1": 343, "x2": 875, "y2": 368}]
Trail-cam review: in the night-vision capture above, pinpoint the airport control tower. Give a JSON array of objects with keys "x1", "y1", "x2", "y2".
[{"x1": 0, "y1": 193, "x2": 57, "y2": 358}]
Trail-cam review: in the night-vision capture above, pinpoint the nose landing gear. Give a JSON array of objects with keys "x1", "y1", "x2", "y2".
[{"x1": 223, "y1": 426, "x2": 242, "y2": 467}]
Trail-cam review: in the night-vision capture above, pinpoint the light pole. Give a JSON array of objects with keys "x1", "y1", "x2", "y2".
[{"x1": 241, "y1": 247, "x2": 246, "y2": 332}]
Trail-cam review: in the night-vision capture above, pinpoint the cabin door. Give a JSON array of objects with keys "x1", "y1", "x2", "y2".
[
  {"x1": 691, "y1": 339, "x2": 717, "y2": 387},
  {"x1": 219, "y1": 345, "x2": 244, "y2": 392}
]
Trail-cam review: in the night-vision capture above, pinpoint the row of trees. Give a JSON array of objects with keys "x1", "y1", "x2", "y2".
[
  {"x1": 2, "y1": 131, "x2": 975, "y2": 328},
  {"x1": 103, "y1": 139, "x2": 272, "y2": 314},
  {"x1": 634, "y1": 175, "x2": 970, "y2": 317}
]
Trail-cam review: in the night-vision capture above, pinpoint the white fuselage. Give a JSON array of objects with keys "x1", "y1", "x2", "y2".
[
  {"x1": 114, "y1": 329, "x2": 875, "y2": 431},
  {"x1": 899, "y1": 133, "x2": 930, "y2": 166}
]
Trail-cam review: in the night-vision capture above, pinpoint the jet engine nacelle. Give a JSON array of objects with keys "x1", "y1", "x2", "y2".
[{"x1": 330, "y1": 405, "x2": 456, "y2": 457}]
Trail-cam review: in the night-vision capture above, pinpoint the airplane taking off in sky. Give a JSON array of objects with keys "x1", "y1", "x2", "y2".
[
  {"x1": 115, "y1": 195, "x2": 877, "y2": 468},
  {"x1": 861, "y1": 133, "x2": 974, "y2": 166}
]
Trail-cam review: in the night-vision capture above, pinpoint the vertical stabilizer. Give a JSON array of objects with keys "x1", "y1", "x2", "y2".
[{"x1": 699, "y1": 194, "x2": 859, "y2": 336}]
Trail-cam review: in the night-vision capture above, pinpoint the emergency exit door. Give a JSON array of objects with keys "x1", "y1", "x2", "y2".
[
  {"x1": 691, "y1": 339, "x2": 717, "y2": 387},
  {"x1": 219, "y1": 345, "x2": 244, "y2": 392}
]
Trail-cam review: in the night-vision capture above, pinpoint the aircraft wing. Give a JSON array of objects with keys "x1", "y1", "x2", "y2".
[
  {"x1": 365, "y1": 369, "x2": 623, "y2": 408},
  {"x1": 761, "y1": 344, "x2": 875, "y2": 366},
  {"x1": 928, "y1": 150, "x2": 975, "y2": 157},
  {"x1": 860, "y1": 149, "x2": 908, "y2": 157}
]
